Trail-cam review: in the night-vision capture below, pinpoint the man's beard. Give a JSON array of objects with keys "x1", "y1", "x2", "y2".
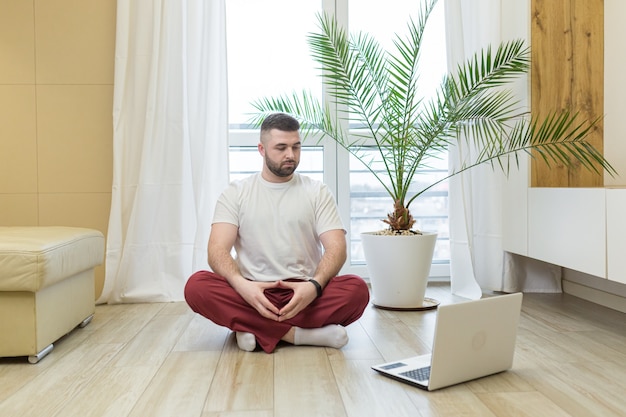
[{"x1": 266, "y1": 157, "x2": 298, "y2": 177}]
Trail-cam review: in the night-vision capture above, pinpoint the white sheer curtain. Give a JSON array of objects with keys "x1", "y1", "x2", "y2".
[
  {"x1": 98, "y1": 0, "x2": 229, "y2": 304},
  {"x1": 444, "y1": 0, "x2": 520, "y2": 297},
  {"x1": 445, "y1": 0, "x2": 562, "y2": 295}
]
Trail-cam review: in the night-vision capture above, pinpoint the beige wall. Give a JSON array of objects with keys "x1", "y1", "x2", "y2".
[{"x1": 0, "y1": 0, "x2": 116, "y2": 299}]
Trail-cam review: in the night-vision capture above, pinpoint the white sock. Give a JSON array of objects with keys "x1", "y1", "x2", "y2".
[
  {"x1": 236, "y1": 332, "x2": 256, "y2": 352},
  {"x1": 293, "y1": 325, "x2": 348, "y2": 349}
]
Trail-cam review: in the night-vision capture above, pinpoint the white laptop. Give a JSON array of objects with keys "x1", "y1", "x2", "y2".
[{"x1": 372, "y1": 292, "x2": 523, "y2": 391}]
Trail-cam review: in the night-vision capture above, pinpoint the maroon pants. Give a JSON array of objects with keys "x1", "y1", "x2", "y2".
[{"x1": 184, "y1": 271, "x2": 370, "y2": 353}]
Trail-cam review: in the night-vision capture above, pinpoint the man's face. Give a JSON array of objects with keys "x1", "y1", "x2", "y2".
[{"x1": 259, "y1": 129, "x2": 301, "y2": 181}]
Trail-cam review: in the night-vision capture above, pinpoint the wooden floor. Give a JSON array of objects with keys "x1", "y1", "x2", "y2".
[{"x1": 1, "y1": 283, "x2": 626, "y2": 417}]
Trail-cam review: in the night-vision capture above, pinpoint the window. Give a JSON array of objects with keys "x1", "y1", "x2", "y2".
[
  {"x1": 226, "y1": 0, "x2": 322, "y2": 128},
  {"x1": 225, "y1": 0, "x2": 449, "y2": 278}
]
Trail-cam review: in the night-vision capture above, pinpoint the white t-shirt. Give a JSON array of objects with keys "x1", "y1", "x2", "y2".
[{"x1": 212, "y1": 173, "x2": 345, "y2": 282}]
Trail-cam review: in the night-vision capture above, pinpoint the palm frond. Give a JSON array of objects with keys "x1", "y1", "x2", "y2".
[
  {"x1": 250, "y1": 0, "x2": 615, "y2": 231},
  {"x1": 457, "y1": 111, "x2": 615, "y2": 177}
]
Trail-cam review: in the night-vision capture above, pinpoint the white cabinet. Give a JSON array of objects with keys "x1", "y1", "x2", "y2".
[
  {"x1": 527, "y1": 188, "x2": 606, "y2": 278},
  {"x1": 515, "y1": 187, "x2": 626, "y2": 284},
  {"x1": 606, "y1": 189, "x2": 626, "y2": 284}
]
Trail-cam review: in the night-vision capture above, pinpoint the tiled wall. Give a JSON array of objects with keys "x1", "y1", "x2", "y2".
[{"x1": 0, "y1": 0, "x2": 117, "y2": 298}]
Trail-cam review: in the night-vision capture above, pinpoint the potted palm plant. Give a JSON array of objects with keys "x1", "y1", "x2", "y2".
[{"x1": 250, "y1": 0, "x2": 615, "y2": 309}]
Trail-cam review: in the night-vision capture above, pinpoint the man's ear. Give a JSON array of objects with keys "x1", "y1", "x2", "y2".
[{"x1": 258, "y1": 142, "x2": 265, "y2": 156}]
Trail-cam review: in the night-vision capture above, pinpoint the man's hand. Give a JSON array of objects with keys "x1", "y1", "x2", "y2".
[
  {"x1": 275, "y1": 280, "x2": 318, "y2": 322},
  {"x1": 233, "y1": 279, "x2": 282, "y2": 321}
]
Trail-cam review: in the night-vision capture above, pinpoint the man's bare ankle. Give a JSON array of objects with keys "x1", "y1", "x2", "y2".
[{"x1": 281, "y1": 327, "x2": 295, "y2": 344}]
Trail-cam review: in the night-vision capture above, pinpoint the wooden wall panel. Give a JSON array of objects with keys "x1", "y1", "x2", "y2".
[{"x1": 531, "y1": 0, "x2": 604, "y2": 187}]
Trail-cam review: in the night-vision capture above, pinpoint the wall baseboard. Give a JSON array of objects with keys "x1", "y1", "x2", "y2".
[{"x1": 562, "y1": 280, "x2": 626, "y2": 314}]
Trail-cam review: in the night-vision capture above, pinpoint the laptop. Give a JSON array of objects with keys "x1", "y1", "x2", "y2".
[{"x1": 371, "y1": 292, "x2": 523, "y2": 391}]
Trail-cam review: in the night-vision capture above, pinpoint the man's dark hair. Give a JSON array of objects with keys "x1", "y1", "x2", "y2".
[{"x1": 260, "y1": 113, "x2": 300, "y2": 133}]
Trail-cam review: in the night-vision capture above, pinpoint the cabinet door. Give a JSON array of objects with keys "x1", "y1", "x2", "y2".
[
  {"x1": 528, "y1": 188, "x2": 606, "y2": 278},
  {"x1": 607, "y1": 189, "x2": 626, "y2": 284}
]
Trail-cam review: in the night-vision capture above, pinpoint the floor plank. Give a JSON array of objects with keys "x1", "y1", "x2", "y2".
[
  {"x1": 1, "y1": 284, "x2": 625, "y2": 417},
  {"x1": 273, "y1": 346, "x2": 345, "y2": 417},
  {"x1": 53, "y1": 365, "x2": 159, "y2": 417},
  {"x1": 203, "y1": 339, "x2": 274, "y2": 413},
  {"x1": 129, "y1": 351, "x2": 220, "y2": 417},
  {"x1": 330, "y1": 358, "x2": 423, "y2": 417}
]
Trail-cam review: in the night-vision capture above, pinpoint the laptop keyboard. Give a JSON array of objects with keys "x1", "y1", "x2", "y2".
[{"x1": 400, "y1": 366, "x2": 431, "y2": 381}]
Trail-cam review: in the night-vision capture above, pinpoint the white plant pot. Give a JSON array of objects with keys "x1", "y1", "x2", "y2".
[{"x1": 361, "y1": 231, "x2": 438, "y2": 309}]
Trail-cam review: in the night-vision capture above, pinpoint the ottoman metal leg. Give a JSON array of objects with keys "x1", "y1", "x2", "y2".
[
  {"x1": 78, "y1": 314, "x2": 94, "y2": 328},
  {"x1": 28, "y1": 343, "x2": 54, "y2": 364}
]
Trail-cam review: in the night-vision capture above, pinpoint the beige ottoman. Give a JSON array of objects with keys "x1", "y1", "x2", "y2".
[{"x1": 0, "y1": 227, "x2": 104, "y2": 363}]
